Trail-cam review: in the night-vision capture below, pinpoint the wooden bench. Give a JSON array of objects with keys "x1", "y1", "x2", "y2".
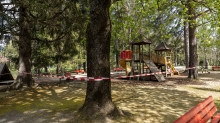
[
  {"x1": 114, "y1": 68, "x2": 123, "y2": 72},
  {"x1": 212, "y1": 66, "x2": 220, "y2": 71},
  {"x1": 74, "y1": 70, "x2": 84, "y2": 74},
  {"x1": 174, "y1": 96, "x2": 220, "y2": 123}
]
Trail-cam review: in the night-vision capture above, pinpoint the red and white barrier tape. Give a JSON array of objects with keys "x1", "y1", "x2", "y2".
[
  {"x1": 38, "y1": 75, "x2": 109, "y2": 81},
  {"x1": 183, "y1": 67, "x2": 196, "y2": 70},
  {"x1": 40, "y1": 71, "x2": 167, "y2": 81},
  {"x1": 0, "y1": 72, "x2": 166, "y2": 81},
  {"x1": 1, "y1": 66, "x2": 196, "y2": 82},
  {"x1": 115, "y1": 72, "x2": 166, "y2": 79}
]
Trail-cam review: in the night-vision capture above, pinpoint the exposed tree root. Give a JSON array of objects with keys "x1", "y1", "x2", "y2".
[{"x1": 76, "y1": 102, "x2": 125, "y2": 123}]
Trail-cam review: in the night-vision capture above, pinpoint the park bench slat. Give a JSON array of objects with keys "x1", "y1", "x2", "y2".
[
  {"x1": 189, "y1": 103, "x2": 216, "y2": 123},
  {"x1": 200, "y1": 106, "x2": 217, "y2": 123},
  {"x1": 174, "y1": 96, "x2": 213, "y2": 123},
  {"x1": 74, "y1": 70, "x2": 84, "y2": 74},
  {"x1": 174, "y1": 96, "x2": 220, "y2": 123},
  {"x1": 211, "y1": 113, "x2": 220, "y2": 123}
]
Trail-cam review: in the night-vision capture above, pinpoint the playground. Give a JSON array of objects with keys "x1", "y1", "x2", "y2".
[
  {"x1": 1, "y1": 39, "x2": 220, "y2": 122},
  {"x1": 117, "y1": 36, "x2": 179, "y2": 82},
  {"x1": 0, "y1": 70, "x2": 220, "y2": 123}
]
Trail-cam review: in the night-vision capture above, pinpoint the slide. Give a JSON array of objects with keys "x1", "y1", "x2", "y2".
[
  {"x1": 143, "y1": 59, "x2": 166, "y2": 82},
  {"x1": 167, "y1": 61, "x2": 179, "y2": 75},
  {"x1": 119, "y1": 59, "x2": 131, "y2": 76},
  {"x1": 151, "y1": 54, "x2": 179, "y2": 75}
]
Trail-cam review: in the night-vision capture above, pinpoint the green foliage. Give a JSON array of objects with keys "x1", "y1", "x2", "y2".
[
  {"x1": 3, "y1": 1, "x2": 88, "y2": 70},
  {"x1": 1, "y1": 0, "x2": 220, "y2": 70},
  {"x1": 110, "y1": 0, "x2": 186, "y2": 66},
  {"x1": 109, "y1": 0, "x2": 220, "y2": 67},
  {"x1": 199, "y1": 60, "x2": 204, "y2": 66},
  {"x1": 2, "y1": 41, "x2": 19, "y2": 70}
]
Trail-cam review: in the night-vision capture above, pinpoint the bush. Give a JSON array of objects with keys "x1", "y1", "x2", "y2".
[{"x1": 199, "y1": 60, "x2": 204, "y2": 66}]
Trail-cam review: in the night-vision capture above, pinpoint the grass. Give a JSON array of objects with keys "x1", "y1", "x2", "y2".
[
  {"x1": 0, "y1": 86, "x2": 84, "y2": 114},
  {"x1": 0, "y1": 72, "x2": 220, "y2": 123}
]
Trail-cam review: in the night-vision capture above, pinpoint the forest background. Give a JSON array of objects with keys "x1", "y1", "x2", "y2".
[{"x1": 1, "y1": 0, "x2": 220, "y2": 77}]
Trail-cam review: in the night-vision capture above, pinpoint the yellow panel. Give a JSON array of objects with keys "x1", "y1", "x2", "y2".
[
  {"x1": 119, "y1": 59, "x2": 126, "y2": 69},
  {"x1": 150, "y1": 54, "x2": 166, "y2": 65}
]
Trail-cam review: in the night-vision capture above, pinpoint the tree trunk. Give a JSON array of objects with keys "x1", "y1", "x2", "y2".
[
  {"x1": 78, "y1": 0, "x2": 122, "y2": 120},
  {"x1": 83, "y1": 62, "x2": 87, "y2": 72},
  {"x1": 44, "y1": 66, "x2": 48, "y2": 72},
  {"x1": 188, "y1": 0, "x2": 198, "y2": 79},
  {"x1": 15, "y1": 5, "x2": 33, "y2": 88},
  {"x1": 115, "y1": 39, "x2": 119, "y2": 68},
  {"x1": 56, "y1": 64, "x2": 62, "y2": 74},
  {"x1": 184, "y1": 21, "x2": 189, "y2": 72},
  {"x1": 217, "y1": 52, "x2": 219, "y2": 65}
]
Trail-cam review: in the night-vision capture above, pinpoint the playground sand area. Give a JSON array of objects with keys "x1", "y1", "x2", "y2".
[{"x1": 0, "y1": 71, "x2": 220, "y2": 123}]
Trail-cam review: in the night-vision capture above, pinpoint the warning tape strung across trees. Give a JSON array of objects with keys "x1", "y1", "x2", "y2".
[
  {"x1": 184, "y1": 67, "x2": 196, "y2": 70},
  {"x1": 41, "y1": 66, "x2": 196, "y2": 81},
  {"x1": 0, "y1": 67, "x2": 196, "y2": 82},
  {"x1": 38, "y1": 71, "x2": 166, "y2": 81}
]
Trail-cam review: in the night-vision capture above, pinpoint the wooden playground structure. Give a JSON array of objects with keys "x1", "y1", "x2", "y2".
[{"x1": 119, "y1": 35, "x2": 178, "y2": 82}]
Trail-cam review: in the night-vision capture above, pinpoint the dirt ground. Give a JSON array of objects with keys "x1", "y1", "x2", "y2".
[{"x1": 0, "y1": 71, "x2": 220, "y2": 123}]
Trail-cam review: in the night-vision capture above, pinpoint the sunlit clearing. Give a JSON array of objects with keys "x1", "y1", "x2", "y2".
[
  {"x1": 55, "y1": 89, "x2": 67, "y2": 93},
  {"x1": 26, "y1": 93, "x2": 33, "y2": 96},
  {"x1": 45, "y1": 91, "x2": 52, "y2": 95},
  {"x1": 23, "y1": 110, "x2": 37, "y2": 114},
  {"x1": 22, "y1": 102, "x2": 31, "y2": 105},
  {"x1": 26, "y1": 98, "x2": 34, "y2": 101},
  {"x1": 36, "y1": 94, "x2": 41, "y2": 97},
  {"x1": 200, "y1": 77, "x2": 213, "y2": 80}
]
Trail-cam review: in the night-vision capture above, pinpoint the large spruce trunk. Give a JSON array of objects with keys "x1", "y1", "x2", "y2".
[
  {"x1": 78, "y1": 0, "x2": 121, "y2": 120},
  {"x1": 15, "y1": 6, "x2": 33, "y2": 88}
]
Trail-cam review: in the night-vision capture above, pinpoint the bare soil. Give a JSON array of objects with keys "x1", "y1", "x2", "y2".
[{"x1": 0, "y1": 71, "x2": 220, "y2": 123}]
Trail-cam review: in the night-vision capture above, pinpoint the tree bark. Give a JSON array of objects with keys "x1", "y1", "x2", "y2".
[
  {"x1": 115, "y1": 38, "x2": 120, "y2": 68},
  {"x1": 44, "y1": 66, "x2": 48, "y2": 72},
  {"x1": 56, "y1": 64, "x2": 62, "y2": 74},
  {"x1": 15, "y1": 5, "x2": 33, "y2": 88},
  {"x1": 188, "y1": 0, "x2": 198, "y2": 79},
  {"x1": 184, "y1": 21, "x2": 189, "y2": 72},
  {"x1": 78, "y1": 0, "x2": 122, "y2": 120}
]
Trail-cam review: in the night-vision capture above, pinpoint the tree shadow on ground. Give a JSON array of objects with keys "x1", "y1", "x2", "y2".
[
  {"x1": 111, "y1": 80, "x2": 204, "y2": 123},
  {"x1": 0, "y1": 81, "x2": 86, "y2": 123},
  {"x1": 0, "y1": 75, "x2": 219, "y2": 123}
]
